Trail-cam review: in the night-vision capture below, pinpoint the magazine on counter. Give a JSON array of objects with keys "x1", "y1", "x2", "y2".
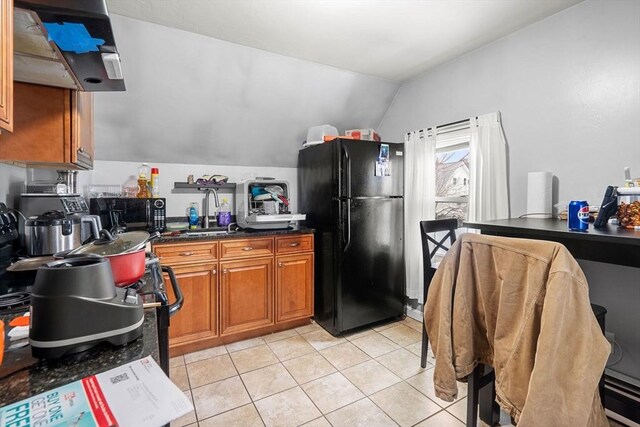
[{"x1": 0, "y1": 356, "x2": 193, "y2": 427}]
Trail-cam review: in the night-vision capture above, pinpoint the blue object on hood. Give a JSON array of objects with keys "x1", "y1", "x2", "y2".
[{"x1": 43, "y1": 22, "x2": 105, "y2": 54}]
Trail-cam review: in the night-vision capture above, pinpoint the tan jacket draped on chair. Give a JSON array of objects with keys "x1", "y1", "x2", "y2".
[{"x1": 425, "y1": 233, "x2": 609, "y2": 426}]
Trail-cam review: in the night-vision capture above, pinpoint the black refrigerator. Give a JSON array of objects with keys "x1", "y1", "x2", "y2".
[{"x1": 298, "y1": 138, "x2": 405, "y2": 336}]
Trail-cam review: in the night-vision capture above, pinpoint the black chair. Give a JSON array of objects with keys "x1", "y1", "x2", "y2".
[
  {"x1": 420, "y1": 219, "x2": 500, "y2": 426},
  {"x1": 419, "y1": 218, "x2": 458, "y2": 369}
]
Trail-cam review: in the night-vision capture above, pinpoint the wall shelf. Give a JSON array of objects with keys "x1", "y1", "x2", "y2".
[{"x1": 172, "y1": 182, "x2": 236, "y2": 193}]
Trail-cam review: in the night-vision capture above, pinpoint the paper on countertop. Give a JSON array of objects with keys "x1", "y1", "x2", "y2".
[
  {"x1": 7, "y1": 326, "x2": 28, "y2": 341},
  {"x1": 0, "y1": 356, "x2": 194, "y2": 427},
  {"x1": 7, "y1": 313, "x2": 29, "y2": 341}
]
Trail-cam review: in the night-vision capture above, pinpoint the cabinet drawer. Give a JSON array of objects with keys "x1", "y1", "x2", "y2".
[
  {"x1": 219, "y1": 238, "x2": 273, "y2": 260},
  {"x1": 276, "y1": 234, "x2": 314, "y2": 254},
  {"x1": 154, "y1": 241, "x2": 218, "y2": 265}
]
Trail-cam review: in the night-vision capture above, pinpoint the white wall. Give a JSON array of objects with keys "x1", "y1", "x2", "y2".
[
  {"x1": 377, "y1": 0, "x2": 640, "y2": 380},
  {"x1": 93, "y1": 15, "x2": 399, "y2": 168},
  {"x1": 0, "y1": 163, "x2": 25, "y2": 208},
  {"x1": 88, "y1": 160, "x2": 298, "y2": 218},
  {"x1": 378, "y1": 0, "x2": 640, "y2": 216}
]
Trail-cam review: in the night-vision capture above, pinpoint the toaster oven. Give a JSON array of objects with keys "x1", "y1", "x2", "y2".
[{"x1": 236, "y1": 179, "x2": 305, "y2": 229}]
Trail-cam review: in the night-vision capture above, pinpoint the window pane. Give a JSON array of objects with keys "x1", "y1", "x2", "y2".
[
  {"x1": 436, "y1": 148, "x2": 470, "y2": 198},
  {"x1": 436, "y1": 202, "x2": 468, "y2": 222}
]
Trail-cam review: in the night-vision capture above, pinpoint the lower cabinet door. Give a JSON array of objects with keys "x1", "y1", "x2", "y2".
[
  {"x1": 276, "y1": 253, "x2": 314, "y2": 323},
  {"x1": 165, "y1": 264, "x2": 218, "y2": 344},
  {"x1": 220, "y1": 257, "x2": 274, "y2": 335}
]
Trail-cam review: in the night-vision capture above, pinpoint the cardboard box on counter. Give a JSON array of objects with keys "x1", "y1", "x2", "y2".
[{"x1": 345, "y1": 129, "x2": 381, "y2": 142}]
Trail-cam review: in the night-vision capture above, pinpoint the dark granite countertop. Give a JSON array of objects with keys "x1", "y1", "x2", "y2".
[
  {"x1": 0, "y1": 309, "x2": 159, "y2": 407},
  {"x1": 154, "y1": 225, "x2": 315, "y2": 244}
]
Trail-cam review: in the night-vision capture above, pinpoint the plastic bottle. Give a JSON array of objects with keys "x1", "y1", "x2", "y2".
[
  {"x1": 217, "y1": 198, "x2": 232, "y2": 226},
  {"x1": 138, "y1": 163, "x2": 150, "y2": 180},
  {"x1": 188, "y1": 202, "x2": 199, "y2": 229},
  {"x1": 123, "y1": 175, "x2": 138, "y2": 198},
  {"x1": 150, "y1": 167, "x2": 160, "y2": 198},
  {"x1": 137, "y1": 163, "x2": 149, "y2": 198}
]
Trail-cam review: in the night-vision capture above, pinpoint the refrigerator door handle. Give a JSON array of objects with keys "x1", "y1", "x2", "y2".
[
  {"x1": 342, "y1": 144, "x2": 352, "y2": 198},
  {"x1": 344, "y1": 201, "x2": 352, "y2": 252}
]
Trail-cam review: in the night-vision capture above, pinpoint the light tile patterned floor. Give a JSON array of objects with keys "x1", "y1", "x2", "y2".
[{"x1": 170, "y1": 318, "x2": 516, "y2": 427}]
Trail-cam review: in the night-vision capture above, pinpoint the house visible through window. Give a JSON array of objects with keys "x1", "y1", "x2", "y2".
[{"x1": 434, "y1": 121, "x2": 470, "y2": 222}]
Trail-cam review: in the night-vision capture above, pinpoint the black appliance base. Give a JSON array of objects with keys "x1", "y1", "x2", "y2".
[{"x1": 31, "y1": 325, "x2": 144, "y2": 359}]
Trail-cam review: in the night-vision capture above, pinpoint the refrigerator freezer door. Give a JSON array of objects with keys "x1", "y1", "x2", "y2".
[
  {"x1": 337, "y1": 197, "x2": 405, "y2": 333},
  {"x1": 339, "y1": 139, "x2": 404, "y2": 198}
]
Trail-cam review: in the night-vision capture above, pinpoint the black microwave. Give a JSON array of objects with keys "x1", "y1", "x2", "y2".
[{"x1": 89, "y1": 197, "x2": 166, "y2": 233}]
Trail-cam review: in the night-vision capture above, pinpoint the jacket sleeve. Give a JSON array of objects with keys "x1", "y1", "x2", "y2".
[
  {"x1": 424, "y1": 240, "x2": 461, "y2": 402},
  {"x1": 517, "y1": 265, "x2": 610, "y2": 426}
]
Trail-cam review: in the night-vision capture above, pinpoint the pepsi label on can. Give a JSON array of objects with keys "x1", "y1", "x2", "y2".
[{"x1": 568, "y1": 200, "x2": 589, "y2": 231}]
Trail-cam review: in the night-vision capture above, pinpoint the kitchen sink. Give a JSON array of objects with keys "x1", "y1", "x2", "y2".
[{"x1": 183, "y1": 230, "x2": 228, "y2": 237}]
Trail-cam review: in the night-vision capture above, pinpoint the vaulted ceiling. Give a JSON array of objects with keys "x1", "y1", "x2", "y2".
[{"x1": 107, "y1": 0, "x2": 582, "y2": 82}]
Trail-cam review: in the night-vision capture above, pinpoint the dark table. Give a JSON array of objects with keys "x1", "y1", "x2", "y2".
[
  {"x1": 464, "y1": 218, "x2": 640, "y2": 268},
  {"x1": 464, "y1": 217, "x2": 640, "y2": 423}
]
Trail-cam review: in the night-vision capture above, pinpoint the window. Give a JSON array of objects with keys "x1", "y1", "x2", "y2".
[{"x1": 433, "y1": 121, "x2": 471, "y2": 222}]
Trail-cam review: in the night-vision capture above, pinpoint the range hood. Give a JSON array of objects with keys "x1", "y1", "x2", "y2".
[{"x1": 13, "y1": 0, "x2": 125, "y2": 91}]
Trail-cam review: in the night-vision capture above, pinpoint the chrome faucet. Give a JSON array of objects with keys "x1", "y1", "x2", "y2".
[{"x1": 203, "y1": 188, "x2": 219, "y2": 228}]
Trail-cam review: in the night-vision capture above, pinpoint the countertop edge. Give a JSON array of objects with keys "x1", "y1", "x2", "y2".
[{"x1": 153, "y1": 227, "x2": 315, "y2": 244}]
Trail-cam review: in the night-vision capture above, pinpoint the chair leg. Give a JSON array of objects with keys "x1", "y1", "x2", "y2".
[
  {"x1": 421, "y1": 321, "x2": 428, "y2": 369},
  {"x1": 467, "y1": 366, "x2": 480, "y2": 427},
  {"x1": 478, "y1": 366, "x2": 500, "y2": 426}
]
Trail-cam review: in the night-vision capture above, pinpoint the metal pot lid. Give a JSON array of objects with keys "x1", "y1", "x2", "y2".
[
  {"x1": 7, "y1": 256, "x2": 56, "y2": 272},
  {"x1": 67, "y1": 230, "x2": 150, "y2": 256}
]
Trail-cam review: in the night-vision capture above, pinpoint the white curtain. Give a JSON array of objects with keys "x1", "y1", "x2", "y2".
[
  {"x1": 468, "y1": 112, "x2": 509, "y2": 222},
  {"x1": 404, "y1": 129, "x2": 436, "y2": 301}
]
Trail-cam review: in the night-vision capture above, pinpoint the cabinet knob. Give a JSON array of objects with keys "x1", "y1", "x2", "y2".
[
  {"x1": 242, "y1": 247, "x2": 254, "y2": 251},
  {"x1": 212, "y1": 268, "x2": 217, "y2": 275},
  {"x1": 179, "y1": 251, "x2": 194, "y2": 256},
  {"x1": 288, "y1": 242, "x2": 300, "y2": 247},
  {"x1": 278, "y1": 262, "x2": 283, "y2": 268},
  {"x1": 223, "y1": 269, "x2": 229, "y2": 274}
]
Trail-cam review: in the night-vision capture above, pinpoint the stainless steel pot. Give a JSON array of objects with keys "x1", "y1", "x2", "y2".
[{"x1": 24, "y1": 211, "x2": 101, "y2": 256}]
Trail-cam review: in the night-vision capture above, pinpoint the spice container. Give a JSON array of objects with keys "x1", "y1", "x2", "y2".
[{"x1": 151, "y1": 167, "x2": 160, "y2": 198}]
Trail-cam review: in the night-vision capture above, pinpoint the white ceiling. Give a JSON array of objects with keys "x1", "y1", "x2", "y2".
[{"x1": 106, "y1": 0, "x2": 582, "y2": 82}]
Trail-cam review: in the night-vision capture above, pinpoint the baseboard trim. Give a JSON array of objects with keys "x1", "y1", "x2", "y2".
[{"x1": 405, "y1": 305, "x2": 423, "y2": 322}]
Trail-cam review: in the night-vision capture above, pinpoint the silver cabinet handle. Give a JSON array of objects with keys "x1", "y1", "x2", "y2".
[
  {"x1": 242, "y1": 247, "x2": 254, "y2": 251},
  {"x1": 179, "y1": 251, "x2": 194, "y2": 256},
  {"x1": 288, "y1": 242, "x2": 300, "y2": 247}
]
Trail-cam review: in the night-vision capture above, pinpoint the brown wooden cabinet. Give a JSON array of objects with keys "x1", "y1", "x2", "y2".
[
  {"x1": 276, "y1": 253, "x2": 314, "y2": 323},
  {"x1": 165, "y1": 264, "x2": 218, "y2": 345},
  {"x1": 275, "y1": 234, "x2": 314, "y2": 323},
  {"x1": 0, "y1": 0, "x2": 12, "y2": 132},
  {"x1": 155, "y1": 241, "x2": 219, "y2": 353},
  {"x1": 220, "y1": 257, "x2": 274, "y2": 335},
  {"x1": 154, "y1": 233, "x2": 314, "y2": 356},
  {"x1": 0, "y1": 82, "x2": 94, "y2": 169}
]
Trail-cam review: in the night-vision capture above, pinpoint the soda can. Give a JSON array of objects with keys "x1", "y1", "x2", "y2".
[{"x1": 568, "y1": 200, "x2": 589, "y2": 231}]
